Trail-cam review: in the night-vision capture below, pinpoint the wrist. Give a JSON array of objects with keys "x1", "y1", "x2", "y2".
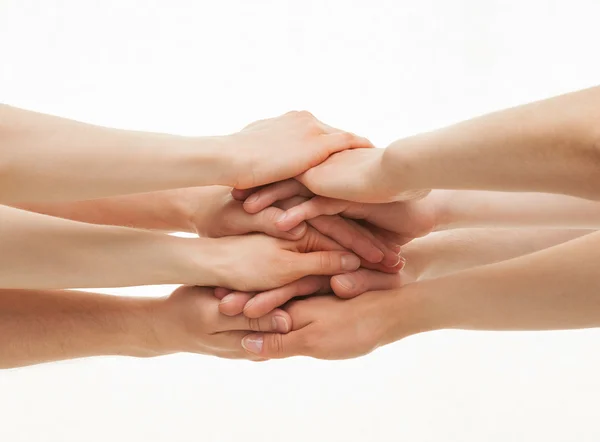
[
  {"x1": 427, "y1": 190, "x2": 460, "y2": 231},
  {"x1": 172, "y1": 236, "x2": 225, "y2": 286},
  {"x1": 176, "y1": 135, "x2": 235, "y2": 187},
  {"x1": 378, "y1": 281, "x2": 452, "y2": 346},
  {"x1": 109, "y1": 297, "x2": 171, "y2": 358},
  {"x1": 382, "y1": 137, "x2": 428, "y2": 194}
]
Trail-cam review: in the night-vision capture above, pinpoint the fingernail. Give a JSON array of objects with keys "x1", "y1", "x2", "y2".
[
  {"x1": 341, "y1": 254, "x2": 361, "y2": 271},
  {"x1": 334, "y1": 274, "x2": 355, "y2": 290},
  {"x1": 276, "y1": 213, "x2": 287, "y2": 224},
  {"x1": 288, "y1": 223, "x2": 306, "y2": 237},
  {"x1": 398, "y1": 256, "x2": 407, "y2": 269},
  {"x1": 272, "y1": 316, "x2": 289, "y2": 333},
  {"x1": 242, "y1": 335, "x2": 263, "y2": 354},
  {"x1": 384, "y1": 254, "x2": 403, "y2": 267},
  {"x1": 391, "y1": 244, "x2": 402, "y2": 253},
  {"x1": 220, "y1": 294, "x2": 236, "y2": 304},
  {"x1": 245, "y1": 194, "x2": 259, "y2": 204}
]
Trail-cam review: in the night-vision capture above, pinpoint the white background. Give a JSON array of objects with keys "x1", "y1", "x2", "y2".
[{"x1": 2, "y1": 1, "x2": 600, "y2": 441}]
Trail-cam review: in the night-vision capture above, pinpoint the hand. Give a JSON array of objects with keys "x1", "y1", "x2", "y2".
[
  {"x1": 237, "y1": 179, "x2": 438, "y2": 241},
  {"x1": 152, "y1": 286, "x2": 292, "y2": 360},
  {"x1": 226, "y1": 111, "x2": 374, "y2": 189},
  {"x1": 239, "y1": 289, "x2": 424, "y2": 360},
  {"x1": 278, "y1": 147, "x2": 429, "y2": 203},
  {"x1": 214, "y1": 268, "x2": 408, "y2": 318},
  {"x1": 203, "y1": 227, "x2": 363, "y2": 292},
  {"x1": 273, "y1": 194, "x2": 401, "y2": 266},
  {"x1": 183, "y1": 186, "x2": 308, "y2": 240}
]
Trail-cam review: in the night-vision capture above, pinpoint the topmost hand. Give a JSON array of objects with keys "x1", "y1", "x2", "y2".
[
  {"x1": 296, "y1": 147, "x2": 429, "y2": 204},
  {"x1": 226, "y1": 111, "x2": 374, "y2": 189}
]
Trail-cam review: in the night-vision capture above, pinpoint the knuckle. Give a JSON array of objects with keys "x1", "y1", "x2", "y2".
[
  {"x1": 295, "y1": 110, "x2": 314, "y2": 120},
  {"x1": 261, "y1": 207, "x2": 282, "y2": 225},
  {"x1": 319, "y1": 252, "x2": 335, "y2": 270},
  {"x1": 266, "y1": 333, "x2": 285, "y2": 356},
  {"x1": 248, "y1": 317, "x2": 262, "y2": 331},
  {"x1": 339, "y1": 131, "x2": 354, "y2": 143}
]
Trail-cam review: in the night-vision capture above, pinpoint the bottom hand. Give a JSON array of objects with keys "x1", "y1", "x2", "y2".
[
  {"x1": 240, "y1": 290, "x2": 420, "y2": 360},
  {"x1": 154, "y1": 286, "x2": 291, "y2": 360}
]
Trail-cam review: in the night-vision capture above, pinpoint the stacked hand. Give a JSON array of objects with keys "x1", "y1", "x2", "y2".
[{"x1": 6, "y1": 89, "x2": 599, "y2": 369}]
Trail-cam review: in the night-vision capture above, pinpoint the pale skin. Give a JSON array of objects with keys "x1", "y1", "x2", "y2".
[
  {"x1": 0, "y1": 204, "x2": 364, "y2": 290},
  {"x1": 226, "y1": 182, "x2": 600, "y2": 316},
  {"x1": 6, "y1": 86, "x2": 600, "y2": 365},
  {"x1": 235, "y1": 86, "x2": 600, "y2": 204},
  {"x1": 242, "y1": 230, "x2": 600, "y2": 360},
  {"x1": 3, "y1": 227, "x2": 585, "y2": 369},
  {"x1": 0, "y1": 286, "x2": 290, "y2": 369},
  {"x1": 0, "y1": 105, "x2": 373, "y2": 202},
  {"x1": 12, "y1": 186, "x2": 400, "y2": 265}
]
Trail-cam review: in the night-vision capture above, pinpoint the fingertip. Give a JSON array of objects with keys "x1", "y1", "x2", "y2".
[
  {"x1": 214, "y1": 287, "x2": 231, "y2": 300},
  {"x1": 341, "y1": 253, "x2": 361, "y2": 272},
  {"x1": 242, "y1": 334, "x2": 264, "y2": 355},
  {"x1": 330, "y1": 274, "x2": 359, "y2": 298},
  {"x1": 271, "y1": 310, "x2": 291, "y2": 333},
  {"x1": 287, "y1": 222, "x2": 307, "y2": 237},
  {"x1": 219, "y1": 293, "x2": 248, "y2": 316},
  {"x1": 363, "y1": 248, "x2": 385, "y2": 264}
]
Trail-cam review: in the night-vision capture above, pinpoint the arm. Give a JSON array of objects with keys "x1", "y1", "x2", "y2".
[
  {"x1": 241, "y1": 230, "x2": 600, "y2": 359},
  {"x1": 386, "y1": 86, "x2": 600, "y2": 200},
  {"x1": 240, "y1": 181, "x2": 600, "y2": 236},
  {"x1": 12, "y1": 186, "x2": 396, "y2": 265},
  {"x1": 0, "y1": 106, "x2": 371, "y2": 202},
  {"x1": 0, "y1": 204, "x2": 203, "y2": 289},
  {"x1": 11, "y1": 189, "x2": 193, "y2": 232},
  {"x1": 0, "y1": 286, "x2": 290, "y2": 369},
  {"x1": 294, "y1": 86, "x2": 600, "y2": 203},
  {"x1": 402, "y1": 228, "x2": 594, "y2": 282},
  {"x1": 433, "y1": 190, "x2": 600, "y2": 230},
  {"x1": 0, "y1": 205, "x2": 359, "y2": 290}
]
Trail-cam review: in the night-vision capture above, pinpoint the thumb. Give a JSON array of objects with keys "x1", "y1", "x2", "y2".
[
  {"x1": 242, "y1": 332, "x2": 306, "y2": 359},
  {"x1": 297, "y1": 251, "x2": 361, "y2": 276},
  {"x1": 331, "y1": 268, "x2": 404, "y2": 298}
]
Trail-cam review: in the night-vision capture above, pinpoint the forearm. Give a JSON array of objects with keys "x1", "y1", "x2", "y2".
[
  {"x1": 403, "y1": 228, "x2": 593, "y2": 281},
  {"x1": 11, "y1": 188, "x2": 193, "y2": 232},
  {"x1": 384, "y1": 86, "x2": 600, "y2": 199},
  {"x1": 0, "y1": 288, "x2": 167, "y2": 369},
  {"x1": 0, "y1": 105, "x2": 232, "y2": 202},
  {"x1": 388, "y1": 231, "x2": 600, "y2": 343},
  {"x1": 432, "y1": 190, "x2": 600, "y2": 230},
  {"x1": 0, "y1": 205, "x2": 212, "y2": 289}
]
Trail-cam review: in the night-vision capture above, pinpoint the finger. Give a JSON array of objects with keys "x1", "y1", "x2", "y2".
[
  {"x1": 219, "y1": 292, "x2": 255, "y2": 316},
  {"x1": 344, "y1": 218, "x2": 400, "y2": 266},
  {"x1": 272, "y1": 195, "x2": 308, "y2": 211},
  {"x1": 231, "y1": 187, "x2": 262, "y2": 201},
  {"x1": 216, "y1": 308, "x2": 292, "y2": 334},
  {"x1": 360, "y1": 256, "x2": 406, "y2": 274},
  {"x1": 275, "y1": 197, "x2": 349, "y2": 231},
  {"x1": 315, "y1": 120, "x2": 375, "y2": 149},
  {"x1": 243, "y1": 276, "x2": 331, "y2": 318},
  {"x1": 208, "y1": 331, "x2": 269, "y2": 361},
  {"x1": 308, "y1": 215, "x2": 385, "y2": 264},
  {"x1": 214, "y1": 287, "x2": 232, "y2": 300},
  {"x1": 253, "y1": 206, "x2": 308, "y2": 239},
  {"x1": 321, "y1": 132, "x2": 375, "y2": 154},
  {"x1": 330, "y1": 269, "x2": 405, "y2": 298},
  {"x1": 243, "y1": 179, "x2": 312, "y2": 214},
  {"x1": 365, "y1": 225, "x2": 407, "y2": 252},
  {"x1": 296, "y1": 251, "x2": 361, "y2": 276},
  {"x1": 242, "y1": 331, "x2": 309, "y2": 359}
]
